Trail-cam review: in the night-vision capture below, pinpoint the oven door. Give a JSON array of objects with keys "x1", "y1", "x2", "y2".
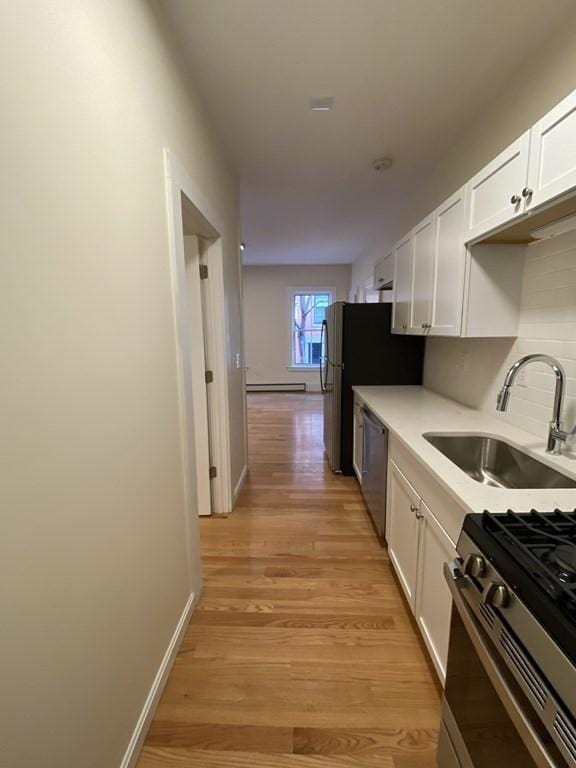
[{"x1": 440, "y1": 561, "x2": 568, "y2": 768}]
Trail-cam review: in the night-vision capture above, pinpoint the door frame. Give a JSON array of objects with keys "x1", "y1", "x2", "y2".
[{"x1": 164, "y1": 148, "x2": 233, "y2": 518}]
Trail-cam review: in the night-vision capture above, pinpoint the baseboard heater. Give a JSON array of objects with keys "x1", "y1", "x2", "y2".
[{"x1": 246, "y1": 382, "x2": 307, "y2": 393}]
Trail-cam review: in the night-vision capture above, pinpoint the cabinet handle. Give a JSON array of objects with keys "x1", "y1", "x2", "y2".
[
  {"x1": 522, "y1": 187, "x2": 533, "y2": 198},
  {"x1": 510, "y1": 194, "x2": 521, "y2": 205},
  {"x1": 415, "y1": 510, "x2": 424, "y2": 520},
  {"x1": 410, "y1": 504, "x2": 419, "y2": 513}
]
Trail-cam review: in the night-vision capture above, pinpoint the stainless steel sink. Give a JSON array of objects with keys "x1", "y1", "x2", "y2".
[{"x1": 423, "y1": 433, "x2": 576, "y2": 489}]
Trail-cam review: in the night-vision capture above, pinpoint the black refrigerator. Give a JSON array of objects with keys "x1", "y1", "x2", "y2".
[{"x1": 320, "y1": 302, "x2": 424, "y2": 475}]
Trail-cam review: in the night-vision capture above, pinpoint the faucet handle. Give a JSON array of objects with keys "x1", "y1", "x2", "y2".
[{"x1": 549, "y1": 422, "x2": 576, "y2": 453}]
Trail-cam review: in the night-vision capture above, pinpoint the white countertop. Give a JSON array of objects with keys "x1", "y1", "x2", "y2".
[{"x1": 353, "y1": 385, "x2": 576, "y2": 515}]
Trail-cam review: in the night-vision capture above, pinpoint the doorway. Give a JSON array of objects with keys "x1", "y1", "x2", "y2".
[{"x1": 164, "y1": 150, "x2": 233, "y2": 525}]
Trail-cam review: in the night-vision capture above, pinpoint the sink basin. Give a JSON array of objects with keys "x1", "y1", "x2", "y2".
[{"x1": 423, "y1": 433, "x2": 576, "y2": 489}]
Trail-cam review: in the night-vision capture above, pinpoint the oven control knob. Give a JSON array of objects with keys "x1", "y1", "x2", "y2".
[
  {"x1": 482, "y1": 581, "x2": 510, "y2": 609},
  {"x1": 463, "y1": 553, "x2": 486, "y2": 578}
]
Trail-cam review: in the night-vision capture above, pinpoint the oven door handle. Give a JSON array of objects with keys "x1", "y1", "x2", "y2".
[{"x1": 444, "y1": 561, "x2": 557, "y2": 768}]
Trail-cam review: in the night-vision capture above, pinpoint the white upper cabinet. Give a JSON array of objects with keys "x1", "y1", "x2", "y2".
[
  {"x1": 400, "y1": 188, "x2": 467, "y2": 337},
  {"x1": 465, "y1": 130, "x2": 531, "y2": 243},
  {"x1": 374, "y1": 251, "x2": 394, "y2": 290},
  {"x1": 410, "y1": 215, "x2": 436, "y2": 332},
  {"x1": 386, "y1": 88, "x2": 576, "y2": 339},
  {"x1": 527, "y1": 89, "x2": 576, "y2": 212},
  {"x1": 430, "y1": 188, "x2": 466, "y2": 336},
  {"x1": 392, "y1": 235, "x2": 413, "y2": 333}
]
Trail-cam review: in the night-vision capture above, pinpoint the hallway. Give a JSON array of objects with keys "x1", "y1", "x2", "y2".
[{"x1": 138, "y1": 394, "x2": 440, "y2": 767}]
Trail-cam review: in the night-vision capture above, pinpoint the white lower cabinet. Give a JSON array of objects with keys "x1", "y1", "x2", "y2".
[
  {"x1": 386, "y1": 458, "x2": 457, "y2": 683},
  {"x1": 387, "y1": 461, "x2": 421, "y2": 610},
  {"x1": 415, "y1": 501, "x2": 456, "y2": 683},
  {"x1": 352, "y1": 398, "x2": 364, "y2": 481}
]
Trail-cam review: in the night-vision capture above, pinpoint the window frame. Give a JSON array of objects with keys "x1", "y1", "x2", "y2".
[{"x1": 287, "y1": 287, "x2": 335, "y2": 370}]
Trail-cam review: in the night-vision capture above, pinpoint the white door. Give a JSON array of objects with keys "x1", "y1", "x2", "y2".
[
  {"x1": 430, "y1": 188, "x2": 467, "y2": 336},
  {"x1": 184, "y1": 236, "x2": 212, "y2": 517},
  {"x1": 198, "y1": 240, "x2": 217, "y2": 510},
  {"x1": 410, "y1": 215, "x2": 435, "y2": 333},
  {"x1": 352, "y1": 399, "x2": 364, "y2": 482},
  {"x1": 387, "y1": 461, "x2": 421, "y2": 610},
  {"x1": 465, "y1": 130, "x2": 531, "y2": 243},
  {"x1": 415, "y1": 502, "x2": 456, "y2": 683},
  {"x1": 528, "y1": 89, "x2": 576, "y2": 212},
  {"x1": 392, "y1": 235, "x2": 413, "y2": 334}
]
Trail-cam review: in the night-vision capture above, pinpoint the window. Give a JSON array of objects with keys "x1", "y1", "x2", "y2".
[{"x1": 290, "y1": 290, "x2": 332, "y2": 367}]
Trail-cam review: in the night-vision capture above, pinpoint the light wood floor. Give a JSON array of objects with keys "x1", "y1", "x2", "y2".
[{"x1": 138, "y1": 393, "x2": 441, "y2": 767}]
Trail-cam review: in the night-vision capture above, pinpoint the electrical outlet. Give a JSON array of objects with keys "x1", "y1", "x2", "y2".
[{"x1": 236, "y1": 352, "x2": 242, "y2": 369}]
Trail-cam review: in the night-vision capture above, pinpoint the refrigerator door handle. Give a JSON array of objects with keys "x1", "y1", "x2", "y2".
[{"x1": 319, "y1": 320, "x2": 327, "y2": 393}]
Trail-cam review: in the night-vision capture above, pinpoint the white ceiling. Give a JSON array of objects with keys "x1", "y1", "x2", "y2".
[{"x1": 161, "y1": 0, "x2": 575, "y2": 265}]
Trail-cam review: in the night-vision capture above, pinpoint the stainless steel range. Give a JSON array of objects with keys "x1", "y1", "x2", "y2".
[{"x1": 439, "y1": 509, "x2": 576, "y2": 768}]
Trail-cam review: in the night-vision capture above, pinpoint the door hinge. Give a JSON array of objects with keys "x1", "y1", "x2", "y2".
[
  {"x1": 205, "y1": 370, "x2": 214, "y2": 384},
  {"x1": 199, "y1": 264, "x2": 209, "y2": 280},
  {"x1": 209, "y1": 465, "x2": 217, "y2": 479}
]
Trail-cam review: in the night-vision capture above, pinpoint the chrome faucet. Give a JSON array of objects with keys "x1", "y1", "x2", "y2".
[{"x1": 496, "y1": 354, "x2": 575, "y2": 455}]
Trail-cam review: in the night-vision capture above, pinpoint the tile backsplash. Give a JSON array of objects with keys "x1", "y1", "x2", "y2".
[{"x1": 424, "y1": 227, "x2": 576, "y2": 455}]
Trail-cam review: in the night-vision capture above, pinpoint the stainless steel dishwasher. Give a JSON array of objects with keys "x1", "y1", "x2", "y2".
[{"x1": 360, "y1": 406, "x2": 389, "y2": 543}]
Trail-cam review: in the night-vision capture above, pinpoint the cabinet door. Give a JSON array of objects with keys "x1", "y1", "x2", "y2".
[
  {"x1": 528, "y1": 89, "x2": 576, "y2": 211},
  {"x1": 465, "y1": 131, "x2": 530, "y2": 243},
  {"x1": 352, "y1": 399, "x2": 363, "y2": 482},
  {"x1": 430, "y1": 188, "x2": 466, "y2": 336},
  {"x1": 410, "y1": 215, "x2": 436, "y2": 333},
  {"x1": 374, "y1": 251, "x2": 394, "y2": 290},
  {"x1": 387, "y1": 461, "x2": 421, "y2": 610},
  {"x1": 415, "y1": 502, "x2": 456, "y2": 683},
  {"x1": 392, "y1": 235, "x2": 413, "y2": 334}
]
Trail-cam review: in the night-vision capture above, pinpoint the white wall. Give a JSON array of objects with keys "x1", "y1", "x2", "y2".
[
  {"x1": 1, "y1": 2, "x2": 244, "y2": 767},
  {"x1": 425, "y1": 230, "x2": 576, "y2": 449},
  {"x1": 243, "y1": 264, "x2": 351, "y2": 391}
]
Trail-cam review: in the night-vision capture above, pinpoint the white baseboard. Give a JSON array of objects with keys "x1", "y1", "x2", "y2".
[
  {"x1": 120, "y1": 591, "x2": 199, "y2": 768},
  {"x1": 233, "y1": 464, "x2": 248, "y2": 504}
]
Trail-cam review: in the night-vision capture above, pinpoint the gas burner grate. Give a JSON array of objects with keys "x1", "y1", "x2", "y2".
[{"x1": 482, "y1": 509, "x2": 576, "y2": 616}]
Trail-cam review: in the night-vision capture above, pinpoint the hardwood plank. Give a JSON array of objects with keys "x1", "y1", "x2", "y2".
[
  {"x1": 137, "y1": 394, "x2": 440, "y2": 768},
  {"x1": 294, "y1": 727, "x2": 438, "y2": 758},
  {"x1": 190, "y1": 612, "x2": 398, "y2": 629},
  {"x1": 146, "y1": 722, "x2": 293, "y2": 752},
  {"x1": 138, "y1": 746, "x2": 395, "y2": 767}
]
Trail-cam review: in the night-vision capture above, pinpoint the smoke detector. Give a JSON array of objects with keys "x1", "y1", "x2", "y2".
[
  {"x1": 310, "y1": 97, "x2": 334, "y2": 111},
  {"x1": 372, "y1": 157, "x2": 393, "y2": 172}
]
